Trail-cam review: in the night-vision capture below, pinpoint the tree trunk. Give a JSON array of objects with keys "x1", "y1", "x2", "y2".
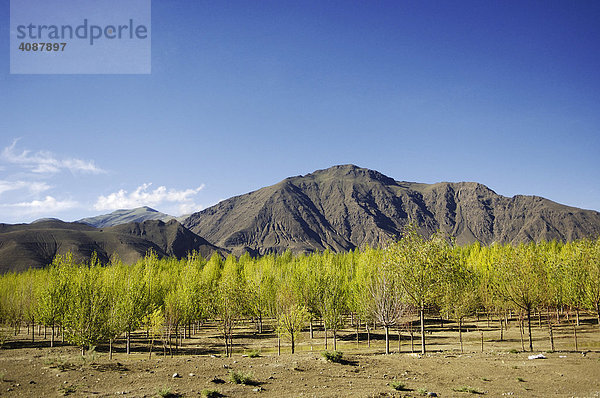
[
  {"x1": 51, "y1": 324, "x2": 55, "y2": 348},
  {"x1": 480, "y1": 330, "x2": 484, "y2": 352},
  {"x1": 459, "y1": 318, "x2": 463, "y2": 353},
  {"x1": 109, "y1": 338, "x2": 113, "y2": 360},
  {"x1": 576, "y1": 309, "x2": 580, "y2": 327},
  {"x1": 548, "y1": 320, "x2": 554, "y2": 352},
  {"x1": 398, "y1": 329, "x2": 401, "y2": 353},
  {"x1": 527, "y1": 306, "x2": 534, "y2": 352},
  {"x1": 384, "y1": 325, "x2": 390, "y2": 355},
  {"x1": 333, "y1": 330, "x2": 337, "y2": 351},
  {"x1": 277, "y1": 334, "x2": 281, "y2": 356},
  {"x1": 420, "y1": 306, "x2": 426, "y2": 354},
  {"x1": 309, "y1": 318, "x2": 313, "y2": 339},
  {"x1": 573, "y1": 322, "x2": 578, "y2": 351},
  {"x1": 500, "y1": 319, "x2": 504, "y2": 341},
  {"x1": 126, "y1": 328, "x2": 131, "y2": 355},
  {"x1": 291, "y1": 333, "x2": 295, "y2": 354},
  {"x1": 366, "y1": 324, "x2": 371, "y2": 348},
  {"x1": 324, "y1": 325, "x2": 328, "y2": 350},
  {"x1": 356, "y1": 321, "x2": 360, "y2": 347},
  {"x1": 410, "y1": 327, "x2": 414, "y2": 353},
  {"x1": 519, "y1": 317, "x2": 525, "y2": 351}
]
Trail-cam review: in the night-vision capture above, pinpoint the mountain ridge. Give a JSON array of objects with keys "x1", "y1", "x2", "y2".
[
  {"x1": 183, "y1": 164, "x2": 600, "y2": 254},
  {"x1": 0, "y1": 219, "x2": 225, "y2": 273}
]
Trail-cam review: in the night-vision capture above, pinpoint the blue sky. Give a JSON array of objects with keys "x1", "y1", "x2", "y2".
[{"x1": 1, "y1": 0, "x2": 599, "y2": 223}]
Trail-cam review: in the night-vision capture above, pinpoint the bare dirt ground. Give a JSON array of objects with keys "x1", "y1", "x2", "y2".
[{"x1": 1, "y1": 317, "x2": 599, "y2": 397}]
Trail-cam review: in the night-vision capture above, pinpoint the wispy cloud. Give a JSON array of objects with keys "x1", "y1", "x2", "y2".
[
  {"x1": 94, "y1": 183, "x2": 205, "y2": 211},
  {"x1": 1, "y1": 139, "x2": 105, "y2": 174},
  {"x1": 0, "y1": 196, "x2": 78, "y2": 215},
  {"x1": 0, "y1": 180, "x2": 52, "y2": 196}
]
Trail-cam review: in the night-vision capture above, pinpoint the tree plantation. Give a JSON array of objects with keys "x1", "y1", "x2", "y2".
[{"x1": 1, "y1": 227, "x2": 599, "y2": 359}]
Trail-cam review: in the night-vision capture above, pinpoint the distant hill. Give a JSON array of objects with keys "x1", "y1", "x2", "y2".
[
  {"x1": 183, "y1": 164, "x2": 600, "y2": 255},
  {"x1": 0, "y1": 219, "x2": 224, "y2": 273},
  {"x1": 78, "y1": 206, "x2": 174, "y2": 228},
  {"x1": 3, "y1": 164, "x2": 599, "y2": 272}
]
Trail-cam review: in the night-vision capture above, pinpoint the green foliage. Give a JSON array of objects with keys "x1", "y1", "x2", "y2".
[
  {"x1": 247, "y1": 349, "x2": 261, "y2": 358},
  {"x1": 321, "y1": 350, "x2": 344, "y2": 363},
  {"x1": 201, "y1": 389, "x2": 222, "y2": 398},
  {"x1": 453, "y1": 386, "x2": 484, "y2": 394},
  {"x1": 228, "y1": 370, "x2": 255, "y2": 385},
  {"x1": 156, "y1": 387, "x2": 179, "y2": 398},
  {"x1": 390, "y1": 380, "x2": 409, "y2": 391},
  {"x1": 0, "y1": 233, "x2": 599, "y2": 359}
]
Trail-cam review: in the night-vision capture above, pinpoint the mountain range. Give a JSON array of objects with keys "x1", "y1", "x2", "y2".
[
  {"x1": 1, "y1": 164, "x2": 599, "y2": 272},
  {"x1": 183, "y1": 164, "x2": 600, "y2": 255}
]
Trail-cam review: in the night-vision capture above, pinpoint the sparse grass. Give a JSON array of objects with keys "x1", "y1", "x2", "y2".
[
  {"x1": 229, "y1": 370, "x2": 255, "y2": 385},
  {"x1": 321, "y1": 350, "x2": 344, "y2": 363},
  {"x1": 508, "y1": 349, "x2": 519, "y2": 354},
  {"x1": 45, "y1": 356, "x2": 78, "y2": 371},
  {"x1": 454, "y1": 385, "x2": 484, "y2": 394},
  {"x1": 201, "y1": 389, "x2": 222, "y2": 398},
  {"x1": 481, "y1": 377, "x2": 491, "y2": 382},
  {"x1": 417, "y1": 387, "x2": 428, "y2": 395},
  {"x1": 156, "y1": 387, "x2": 180, "y2": 398},
  {"x1": 516, "y1": 377, "x2": 525, "y2": 382},
  {"x1": 390, "y1": 380, "x2": 409, "y2": 391},
  {"x1": 247, "y1": 349, "x2": 261, "y2": 358}
]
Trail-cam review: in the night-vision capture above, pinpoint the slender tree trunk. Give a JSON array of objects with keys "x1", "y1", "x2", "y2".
[
  {"x1": 548, "y1": 319, "x2": 555, "y2": 352},
  {"x1": 291, "y1": 333, "x2": 295, "y2": 354},
  {"x1": 384, "y1": 325, "x2": 390, "y2": 355},
  {"x1": 537, "y1": 309, "x2": 542, "y2": 329},
  {"x1": 576, "y1": 309, "x2": 580, "y2": 327},
  {"x1": 480, "y1": 330, "x2": 484, "y2": 352},
  {"x1": 527, "y1": 306, "x2": 534, "y2": 352},
  {"x1": 500, "y1": 319, "x2": 504, "y2": 341},
  {"x1": 398, "y1": 329, "x2": 401, "y2": 353},
  {"x1": 366, "y1": 324, "x2": 371, "y2": 348},
  {"x1": 519, "y1": 316, "x2": 525, "y2": 351},
  {"x1": 410, "y1": 326, "x2": 414, "y2": 353},
  {"x1": 277, "y1": 334, "x2": 281, "y2": 356},
  {"x1": 595, "y1": 302, "x2": 600, "y2": 327},
  {"x1": 324, "y1": 325, "x2": 328, "y2": 350},
  {"x1": 109, "y1": 338, "x2": 113, "y2": 360},
  {"x1": 356, "y1": 321, "x2": 360, "y2": 347},
  {"x1": 51, "y1": 324, "x2": 55, "y2": 348},
  {"x1": 573, "y1": 322, "x2": 578, "y2": 351},
  {"x1": 333, "y1": 330, "x2": 337, "y2": 351},
  {"x1": 309, "y1": 318, "x2": 313, "y2": 339},
  {"x1": 126, "y1": 328, "x2": 131, "y2": 355},
  {"x1": 459, "y1": 318, "x2": 463, "y2": 353},
  {"x1": 420, "y1": 306, "x2": 426, "y2": 354}
]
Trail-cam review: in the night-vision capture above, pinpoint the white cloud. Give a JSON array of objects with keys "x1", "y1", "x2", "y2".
[
  {"x1": 176, "y1": 202, "x2": 203, "y2": 215},
  {"x1": 1, "y1": 139, "x2": 105, "y2": 174},
  {"x1": 0, "y1": 180, "x2": 52, "y2": 196},
  {"x1": 94, "y1": 183, "x2": 205, "y2": 211},
  {"x1": 0, "y1": 196, "x2": 78, "y2": 215}
]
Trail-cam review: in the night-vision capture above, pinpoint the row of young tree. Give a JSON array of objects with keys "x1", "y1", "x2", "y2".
[{"x1": 0, "y1": 226, "x2": 599, "y2": 357}]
